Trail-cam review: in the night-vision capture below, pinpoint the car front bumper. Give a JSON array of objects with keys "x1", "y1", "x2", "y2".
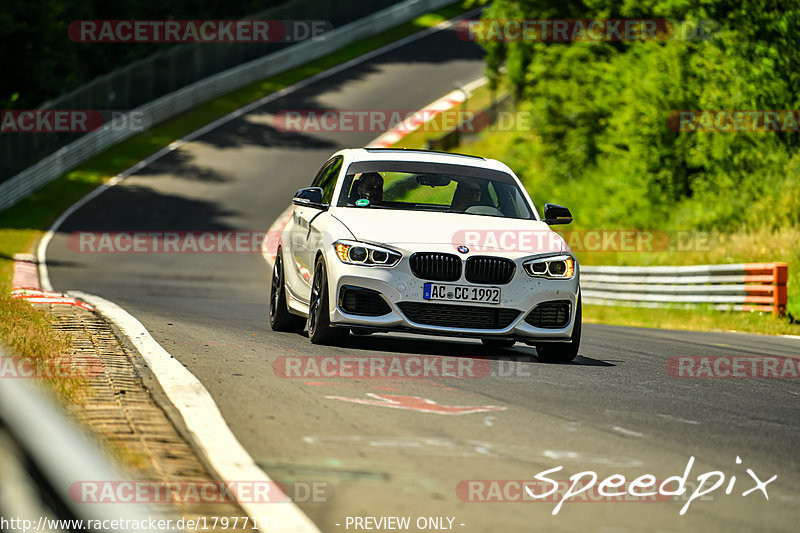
[{"x1": 325, "y1": 248, "x2": 580, "y2": 342}]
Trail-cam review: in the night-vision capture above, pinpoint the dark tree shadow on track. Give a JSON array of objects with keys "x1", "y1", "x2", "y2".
[
  {"x1": 185, "y1": 27, "x2": 486, "y2": 151},
  {"x1": 134, "y1": 149, "x2": 232, "y2": 183},
  {"x1": 56, "y1": 185, "x2": 239, "y2": 233},
  {"x1": 259, "y1": 26, "x2": 487, "y2": 107},
  {"x1": 489, "y1": 353, "x2": 615, "y2": 367},
  {"x1": 338, "y1": 333, "x2": 616, "y2": 367},
  {"x1": 193, "y1": 114, "x2": 340, "y2": 151}
]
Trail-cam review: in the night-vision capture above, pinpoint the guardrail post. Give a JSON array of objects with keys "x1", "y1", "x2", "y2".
[{"x1": 773, "y1": 262, "x2": 788, "y2": 317}]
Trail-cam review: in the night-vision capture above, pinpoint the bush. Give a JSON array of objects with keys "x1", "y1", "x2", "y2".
[{"x1": 475, "y1": 0, "x2": 800, "y2": 232}]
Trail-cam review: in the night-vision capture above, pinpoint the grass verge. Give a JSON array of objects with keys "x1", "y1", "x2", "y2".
[
  {"x1": 584, "y1": 304, "x2": 800, "y2": 337},
  {"x1": 0, "y1": 295, "x2": 79, "y2": 400}
]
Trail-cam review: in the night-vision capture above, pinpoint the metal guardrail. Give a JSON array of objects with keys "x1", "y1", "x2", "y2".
[
  {"x1": 0, "y1": 347, "x2": 154, "y2": 532},
  {"x1": 0, "y1": 0, "x2": 456, "y2": 213},
  {"x1": 581, "y1": 263, "x2": 789, "y2": 316},
  {"x1": 0, "y1": 0, "x2": 402, "y2": 184}
]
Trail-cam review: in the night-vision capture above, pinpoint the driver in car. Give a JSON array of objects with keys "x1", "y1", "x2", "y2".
[
  {"x1": 355, "y1": 172, "x2": 383, "y2": 204},
  {"x1": 450, "y1": 179, "x2": 482, "y2": 211}
]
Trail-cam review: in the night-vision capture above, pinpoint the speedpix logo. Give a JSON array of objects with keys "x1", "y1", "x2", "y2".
[{"x1": 459, "y1": 456, "x2": 776, "y2": 515}]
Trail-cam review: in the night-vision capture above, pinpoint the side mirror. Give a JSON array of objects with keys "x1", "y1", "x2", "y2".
[
  {"x1": 543, "y1": 203, "x2": 572, "y2": 225},
  {"x1": 293, "y1": 187, "x2": 327, "y2": 210}
]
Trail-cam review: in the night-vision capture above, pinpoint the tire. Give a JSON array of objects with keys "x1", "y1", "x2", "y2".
[
  {"x1": 269, "y1": 251, "x2": 306, "y2": 332},
  {"x1": 481, "y1": 338, "x2": 516, "y2": 348},
  {"x1": 308, "y1": 256, "x2": 348, "y2": 345},
  {"x1": 536, "y1": 296, "x2": 582, "y2": 363}
]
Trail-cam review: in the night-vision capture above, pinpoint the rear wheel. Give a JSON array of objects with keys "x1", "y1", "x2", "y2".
[
  {"x1": 308, "y1": 256, "x2": 347, "y2": 345},
  {"x1": 536, "y1": 296, "x2": 582, "y2": 363},
  {"x1": 481, "y1": 338, "x2": 516, "y2": 348},
  {"x1": 269, "y1": 251, "x2": 305, "y2": 332}
]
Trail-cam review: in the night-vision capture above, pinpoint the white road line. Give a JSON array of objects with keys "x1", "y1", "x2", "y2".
[
  {"x1": 69, "y1": 291, "x2": 320, "y2": 533},
  {"x1": 38, "y1": 174, "x2": 123, "y2": 292},
  {"x1": 612, "y1": 426, "x2": 644, "y2": 438},
  {"x1": 656, "y1": 414, "x2": 700, "y2": 425},
  {"x1": 543, "y1": 450, "x2": 643, "y2": 468}
]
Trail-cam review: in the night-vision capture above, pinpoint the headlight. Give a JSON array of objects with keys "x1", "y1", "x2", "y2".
[
  {"x1": 349, "y1": 246, "x2": 368, "y2": 262},
  {"x1": 523, "y1": 255, "x2": 575, "y2": 279},
  {"x1": 334, "y1": 240, "x2": 401, "y2": 267}
]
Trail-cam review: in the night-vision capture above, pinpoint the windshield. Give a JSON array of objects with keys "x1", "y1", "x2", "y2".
[{"x1": 336, "y1": 161, "x2": 534, "y2": 219}]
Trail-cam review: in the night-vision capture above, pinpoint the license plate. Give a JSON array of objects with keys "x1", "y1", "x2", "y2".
[{"x1": 423, "y1": 283, "x2": 501, "y2": 304}]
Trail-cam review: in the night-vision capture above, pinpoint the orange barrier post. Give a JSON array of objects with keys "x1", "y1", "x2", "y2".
[
  {"x1": 773, "y1": 263, "x2": 788, "y2": 317},
  {"x1": 744, "y1": 263, "x2": 788, "y2": 316}
]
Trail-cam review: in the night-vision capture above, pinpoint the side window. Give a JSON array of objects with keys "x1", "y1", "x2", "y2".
[{"x1": 311, "y1": 157, "x2": 343, "y2": 204}]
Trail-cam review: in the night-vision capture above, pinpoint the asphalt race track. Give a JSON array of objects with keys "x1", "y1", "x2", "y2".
[{"x1": 46, "y1": 24, "x2": 800, "y2": 532}]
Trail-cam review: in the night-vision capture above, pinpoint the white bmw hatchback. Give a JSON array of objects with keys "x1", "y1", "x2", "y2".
[{"x1": 269, "y1": 148, "x2": 581, "y2": 361}]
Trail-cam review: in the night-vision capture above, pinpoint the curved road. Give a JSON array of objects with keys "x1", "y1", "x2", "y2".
[{"x1": 47, "y1": 23, "x2": 799, "y2": 532}]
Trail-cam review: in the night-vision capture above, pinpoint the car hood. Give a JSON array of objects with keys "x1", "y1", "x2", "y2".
[{"x1": 331, "y1": 208, "x2": 567, "y2": 255}]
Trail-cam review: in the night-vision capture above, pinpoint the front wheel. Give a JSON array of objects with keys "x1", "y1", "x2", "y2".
[
  {"x1": 308, "y1": 256, "x2": 347, "y2": 345},
  {"x1": 269, "y1": 251, "x2": 305, "y2": 332},
  {"x1": 536, "y1": 296, "x2": 582, "y2": 363}
]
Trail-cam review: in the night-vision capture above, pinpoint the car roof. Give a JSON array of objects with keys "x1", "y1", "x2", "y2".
[{"x1": 334, "y1": 147, "x2": 514, "y2": 174}]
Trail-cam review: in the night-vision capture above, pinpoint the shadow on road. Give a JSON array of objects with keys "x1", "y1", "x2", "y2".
[
  {"x1": 317, "y1": 332, "x2": 617, "y2": 367},
  {"x1": 56, "y1": 185, "x2": 239, "y2": 233}
]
